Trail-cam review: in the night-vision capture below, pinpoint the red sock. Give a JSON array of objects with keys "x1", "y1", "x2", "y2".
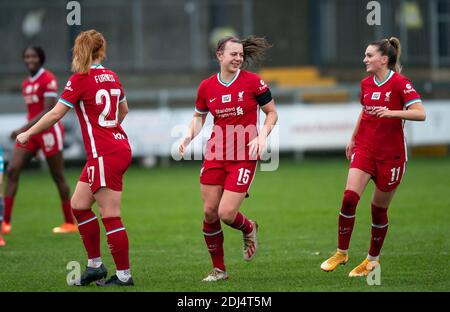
[
  {"x1": 61, "y1": 200, "x2": 74, "y2": 224},
  {"x1": 203, "y1": 219, "x2": 225, "y2": 271},
  {"x1": 369, "y1": 204, "x2": 389, "y2": 258},
  {"x1": 338, "y1": 190, "x2": 360, "y2": 251},
  {"x1": 72, "y1": 209, "x2": 100, "y2": 259},
  {"x1": 102, "y1": 217, "x2": 130, "y2": 270},
  {"x1": 0, "y1": 196, "x2": 4, "y2": 226},
  {"x1": 225, "y1": 212, "x2": 253, "y2": 235},
  {"x1": 3, "y1": 196, "x2": 14, "y2": 224}
]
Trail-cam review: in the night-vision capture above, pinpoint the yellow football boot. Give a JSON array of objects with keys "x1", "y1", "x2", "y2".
[
  {"x1": 348, "y1": 258, "x2": 380, "y2": 277},
  {"x1": 1, "y1": 222, "x2": 11, "y2": 235},
  {"x1": 52, "y1": 223, "x2": 78, "y2": 234},
  {"x1": 320, "y1": 251, "x2": 348, "y2": 272}
]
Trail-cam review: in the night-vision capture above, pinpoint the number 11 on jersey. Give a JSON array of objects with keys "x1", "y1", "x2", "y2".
[{"x1": 390, "y1": 166, "x2": 401, "y2": 184}]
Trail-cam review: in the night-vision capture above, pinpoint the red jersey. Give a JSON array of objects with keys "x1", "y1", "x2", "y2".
[
  {"x1": 59, "y1": 64, "x2": 130, "y2": 160},
  {"x1": 356, "y1": 70, "x2": 421, "y2": 162},
  {"x1": 195, "y1": 69, "x2": 271, "y2": 161},
  {"x1": 22, "y1": 68, "x2": 58, "y2": 121}
]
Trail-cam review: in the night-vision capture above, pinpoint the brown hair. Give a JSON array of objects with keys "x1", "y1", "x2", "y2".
[
  {"x1": 71, "y1": 29, "x2": 106, "y2": 74},
  {"x1": 216, "y1": 36, "x2": 272, "y2": 67},
  {"x1": 370, "y1": 37, "x2": 402, "y2": 73}
]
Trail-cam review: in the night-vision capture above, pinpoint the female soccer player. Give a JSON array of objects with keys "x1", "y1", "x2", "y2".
[
  {"x1": 2, "y1": 46, "x2": 76, "y2": 235},
  {"x1": 320, "y1": 37, "x2": 426, "y2": 276},
  {"x1": 0, "y1": 147, "x2": 5, "y2": 246},
  {"x1": 16, "y1": 30, "x2": 133, "y2": 286},
  {"x1": 179, "y1": 36, "x2": 278, "y2": 282}
]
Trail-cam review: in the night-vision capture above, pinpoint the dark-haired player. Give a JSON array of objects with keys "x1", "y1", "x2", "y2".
[{"x1": 2, "y1": 46, "x2": 75, "y2": 235}]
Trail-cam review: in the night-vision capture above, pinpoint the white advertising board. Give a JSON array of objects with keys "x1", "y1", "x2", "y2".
[{"x1": 0, "y1": 101, "x2": 449, "y2": 160}]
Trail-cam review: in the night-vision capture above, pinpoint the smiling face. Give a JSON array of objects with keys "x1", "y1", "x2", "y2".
[
  {"x1": 363, "y1": 45, "x2": 389, "y2": 74},
  {"x1": 217, "y1": 41, "x2": 244, "y2": 74},
  {"x1": 23, "y1": 48, "x2": 42, "y2": 74}
]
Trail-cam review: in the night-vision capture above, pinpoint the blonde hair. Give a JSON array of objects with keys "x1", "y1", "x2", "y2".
[
  {"x1": 71, "y1": 29, "x2": 106, "y2": 74},
  {"x1": 370, "y1": 37, "x2": 402, "y2": 73}
]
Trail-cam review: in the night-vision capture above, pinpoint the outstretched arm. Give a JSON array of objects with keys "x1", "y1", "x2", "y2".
[
  {"x1": 11, "y1": 97, "x2": 57, "y2": 139},
  {"x1": 16, "y1": 102, "x2": 70, "y2": 144}
]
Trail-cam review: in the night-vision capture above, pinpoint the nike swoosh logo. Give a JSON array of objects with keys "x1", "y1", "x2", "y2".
[
  {"x1": 388, "y1": 181, "x2": 397, "y2": 185},
  {"x1": 237, "y1": 182, "x2": 247, "y2": 186},
  {"x1": 209, "y1": 98, "x2": 217, "y2": 103}
]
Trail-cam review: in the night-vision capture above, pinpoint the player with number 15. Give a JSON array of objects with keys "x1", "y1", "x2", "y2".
[{"x1": 179, "y1": 36, "x2": 278, "y2": 282}]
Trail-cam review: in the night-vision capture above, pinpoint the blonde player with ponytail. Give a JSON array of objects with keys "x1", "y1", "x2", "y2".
[
  {"x1": 320, "y1": 37, "x2": 426, "y2": 276},
  {"x1": 17, "y1": 30, "x2": 133, "y2": 286}
]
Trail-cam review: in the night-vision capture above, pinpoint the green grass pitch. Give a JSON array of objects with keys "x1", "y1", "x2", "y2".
[{"x1": 0, "y1": 157, "x2": 449, "y2": 291}]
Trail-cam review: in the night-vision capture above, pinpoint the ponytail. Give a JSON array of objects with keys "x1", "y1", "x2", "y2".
[
  {"x1": 216, "y1": 35, "x2": 272, "y2": 68},
  {"x1": 241, "y1": 36, "x2": 272, "y2": 67},
  {"x1": 370, "y1": 36, "x2": 402, "y2": 73},
  {"x1": 388, "y1": 37, "x2": 402, "y2": 73},
  {"x1": 71, "y1": 29, "x2": 106, "y2": 74}
]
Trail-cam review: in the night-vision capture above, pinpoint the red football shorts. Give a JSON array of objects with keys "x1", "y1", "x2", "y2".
[
  {"x1": 350, "y1": 151, "x2": 406, "y2": 192},
  {"x1": 16, "y1": 122, "x2": 64, "y2": 158},
  {"x1": 79, "y1": 149, "x2": 132, "y2": 193},
  {"x1": 200, "y1": 160, "x2": 257, "y2": 194}
]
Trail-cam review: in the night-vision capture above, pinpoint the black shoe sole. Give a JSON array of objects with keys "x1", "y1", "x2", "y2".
[
  {"x1": 79, "y1": 267, "x2": 108, "y2": 286},
  {"x1": 96, "y1": 277, "x2": 134, "y2": 287}
]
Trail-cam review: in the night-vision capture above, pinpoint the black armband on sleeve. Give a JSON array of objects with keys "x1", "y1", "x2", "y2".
[{"x1": 256, "y1": 89, "x2": 272, "y2": 106}]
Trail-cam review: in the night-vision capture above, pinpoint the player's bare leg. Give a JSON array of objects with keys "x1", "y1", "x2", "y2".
[
  {"x1": 200, "y1": 184, "x2": 228, "y2": 281},
  {"x1": 218, "y1": 190, "x2": 258, "y2": 262},
  {"x1": 71, "y1": 182, "x2": 95, "y2": 212},
  {"x1": 95, "y1": 188, "x2": 133, "y2": 286},
  {"x1": 372, "y1": 187, "x2": 396, "y2": 208},
  {"x1": 71, "y1": 182, "x2": 106, "y2": 285},
  {"x1": 201, "y1": 184, "x2": 223, "y2": 223},
  {"x1": 349, "y1": 187, "x2": 395, "y2": 277},
  {"x1": 321, "y1": 169, "x2": 371, "y2": 272},
  {"x1": 2, "y1": 146, "x2": 33, "y2": 234},
  {"x1": 46, "y1": 151, "x2": 76, "y2": 233},
  {"x1": 344, "y1": 168, "x2": 372, "y2": 196}
]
